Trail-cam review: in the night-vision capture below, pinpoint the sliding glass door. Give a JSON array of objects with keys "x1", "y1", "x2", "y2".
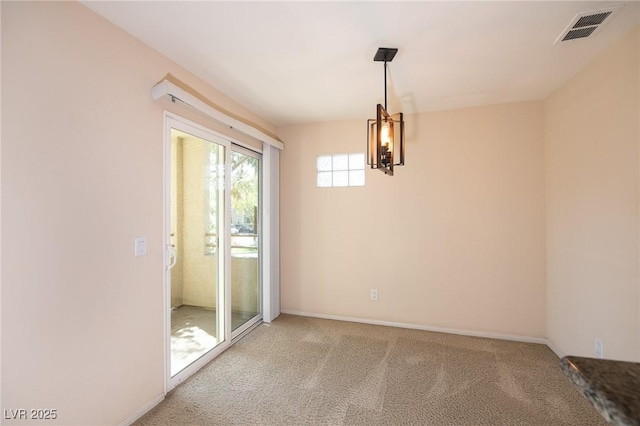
[
  {"x1": 166, "y1": 118, "x2": 229, "y2": 388},
  {"x1": 231, "y1": 147, "x2": 261, "y2": 337},
  {"x1": 165, "y1": 114, "x2": 263, "y2": 390}
]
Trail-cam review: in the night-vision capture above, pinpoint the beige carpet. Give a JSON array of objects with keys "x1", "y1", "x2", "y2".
[
  {"x1": 136, "y1": 314, "x2": 605, "y2": 425},
  {"x1": 171, "y1": 306, "x2": 258, "y2": 376}
]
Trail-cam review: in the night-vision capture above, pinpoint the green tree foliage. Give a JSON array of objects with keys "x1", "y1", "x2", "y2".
[{"x1": 231, "y1": 152, "x2": 258, "y2": 229}]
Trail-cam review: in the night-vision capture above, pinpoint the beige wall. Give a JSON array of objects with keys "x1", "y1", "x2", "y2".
[
  {"x1": 279, "y1": 101, "x2": 547, "y2": 338},
  {"x1": 1, "y1": 1, "x2": 275, "y2": 425},
  {"x1": 545, "y1": 27, "x2": 640, "y2": 362}
]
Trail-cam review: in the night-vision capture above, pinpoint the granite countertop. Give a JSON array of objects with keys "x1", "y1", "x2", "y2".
[{"x1": 561, "y1": 356, "x2": 640, "y2": 426}]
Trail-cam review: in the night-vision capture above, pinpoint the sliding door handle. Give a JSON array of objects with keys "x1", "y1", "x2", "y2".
[{"x1": 166, "y1": 244, "x2": 177, "y2": 269}]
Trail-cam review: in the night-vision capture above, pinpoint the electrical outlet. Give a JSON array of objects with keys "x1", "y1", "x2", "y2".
[
  {"x1": 595, "y1": 339, "x2": 604, "y2": 359},
  {"x1": 370, "y1": 289, "x2": 378, "y2": 301}
]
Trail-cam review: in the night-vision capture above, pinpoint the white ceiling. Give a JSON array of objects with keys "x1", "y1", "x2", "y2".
[{"x1": 83, "y1": 1, "x2": 640, "y2": 127}]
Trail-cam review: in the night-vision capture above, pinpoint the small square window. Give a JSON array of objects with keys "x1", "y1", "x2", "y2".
[
  {"x1": 349, "y1": 153, "x2": 365, "y2": 170},
  {"x1": 316, "y1": 153, "x2": 366, "y2": 188},
  {"x1": 333, "y1": 154, "x2": 349, "y2": 171},
  {"x1": 317, "y1": 171, "x2": 332, "y2": 187},
  {"x1": 333, "y1": 171, "x2": 349, "y2": 187},
  {"x1": 317, "y1": 155, "x2": 332, "y2": 172},
  {"x1": 349, "y1": 170, "x2": 365, "y2": 187}
]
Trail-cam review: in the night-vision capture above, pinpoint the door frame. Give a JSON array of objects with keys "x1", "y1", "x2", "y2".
[{"x1": 163, "y1": 112, "x2": 233, "y2": 392}]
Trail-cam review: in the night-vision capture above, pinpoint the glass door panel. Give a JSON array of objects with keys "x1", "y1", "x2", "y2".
[
  {"x1": 231, "y1": 148, "x2": 261, "y2": 334},
  {"x1": 169, "y1": 128, "x2": 225, "y2": 377}
]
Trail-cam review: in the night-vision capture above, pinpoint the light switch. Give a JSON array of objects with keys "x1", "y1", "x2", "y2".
[{"x1": 134, "y1": 236, "x2": 147, "y2": 256}]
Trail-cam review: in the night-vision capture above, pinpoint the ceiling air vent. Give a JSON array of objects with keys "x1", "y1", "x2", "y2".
[{"x1": 554, "y1": 6, "x2": 623, "y2": 44}]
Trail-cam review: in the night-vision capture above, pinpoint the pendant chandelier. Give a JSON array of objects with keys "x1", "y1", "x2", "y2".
[{"x1": 367, "y1": 47, "x2": 405, "y2": 176}]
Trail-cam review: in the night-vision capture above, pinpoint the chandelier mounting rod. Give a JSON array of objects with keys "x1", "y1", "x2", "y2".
[
  {"x1": 384, "y1": 61, "x2": 388, "y2": 111},
  {"x1": 373, "y1": 47, "x2": 397, "y2": 110}
]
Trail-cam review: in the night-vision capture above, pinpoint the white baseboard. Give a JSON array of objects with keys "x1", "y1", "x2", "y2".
[
  {"x1": 281, "y1": 309, "x2": 550, "y2": 346},
  {"x1": 119, "y1": 393, "x2": 165, "y2": 426},
  {"x1": 544, "y1": 338, "x2": 565, "y2": 359}
]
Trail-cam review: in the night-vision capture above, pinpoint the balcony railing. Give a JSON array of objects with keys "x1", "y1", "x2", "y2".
[{"x1": 204, "y1": 232, "x2": 258, "y2": 256}]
